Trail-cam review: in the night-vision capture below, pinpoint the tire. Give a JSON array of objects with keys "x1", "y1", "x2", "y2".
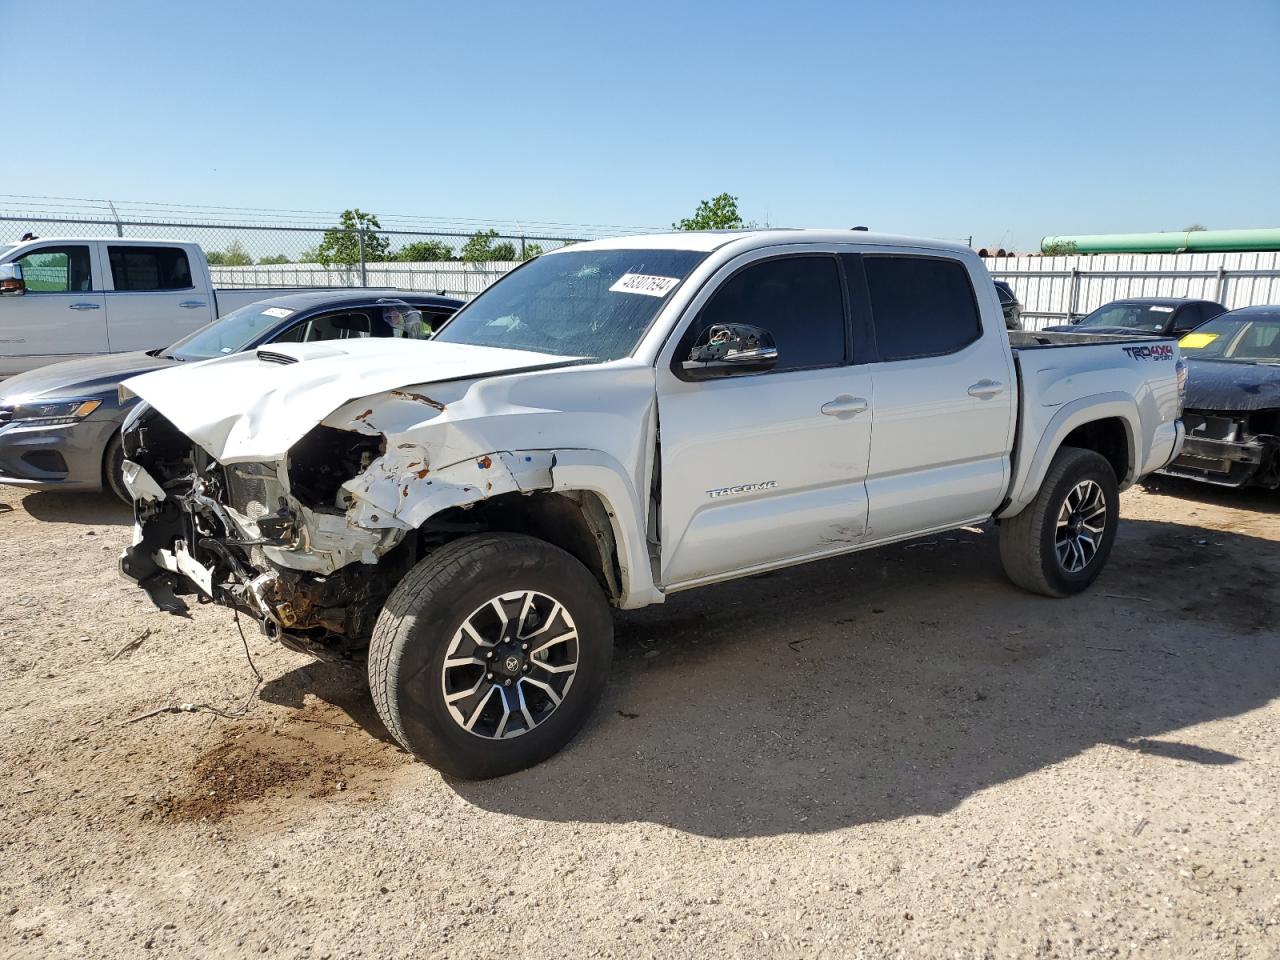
[
  {"x1": 999, "y1": 446, "x2": 1119, "y2": 598},
  {"x1": 368, "y1": 533, "x2": 613, "y2": 779},
  {"x1": 103, "y1": 432, "x2": 130, "y2": 504}
]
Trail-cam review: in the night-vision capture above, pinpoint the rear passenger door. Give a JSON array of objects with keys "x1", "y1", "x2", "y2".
[
  {"x1": 104, "y1": 245, "x2": 215, "y2": 352},
  {"x1": 855, "y1": 253, "x2": 1017, "y2": 540}
]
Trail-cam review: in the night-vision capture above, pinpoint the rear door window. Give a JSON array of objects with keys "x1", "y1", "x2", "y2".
[
  {"x1": 107, "y1": 246, "x2": 194, "y2": 291},
  {"x1": 14, "y1": 245, "x2": 93, "y2": 293},
  {"x1": 863, "y1": 256, "x2": 981, "y2": 361}
]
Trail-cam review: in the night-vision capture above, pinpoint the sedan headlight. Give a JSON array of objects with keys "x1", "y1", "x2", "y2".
[{"x1": 6, "y1": 398, "x2": 103, "y2": 425}]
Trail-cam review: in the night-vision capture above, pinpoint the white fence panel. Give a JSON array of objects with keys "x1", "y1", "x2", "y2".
[
  {"x1": 985, "y1": 251, "x2": 1280, "y2": 330},
  {"x1": 209, "y1": 261, "x2": 521, "y2": 300}
]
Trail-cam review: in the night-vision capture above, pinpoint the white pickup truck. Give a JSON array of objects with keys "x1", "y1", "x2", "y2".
[
  {"x1": 0, "y1": 237, "x2": 348, "y2": 376},
  {"x1": 118, "y1": 230, "x2": 1186, "y2": 779}
]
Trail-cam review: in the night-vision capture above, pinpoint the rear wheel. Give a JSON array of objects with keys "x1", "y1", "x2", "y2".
[
  {"x1": 368, "y1": 534, "x2": 613, "y2": 779},
  {"x1": 103, "y1": 432, "x2": 129, "y2": 504},
  {"x1": 999, "y1": 446, "x2": 1119, "y2": 597}
]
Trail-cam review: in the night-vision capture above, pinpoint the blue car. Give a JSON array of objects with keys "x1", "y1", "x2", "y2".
[{"x1": 0, "y1": 289, "x2": 463, "y2": 500}]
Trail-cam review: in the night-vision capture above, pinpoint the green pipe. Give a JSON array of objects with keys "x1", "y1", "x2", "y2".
[{"x1": 1040, "y1": 228, "x2": 1280, "y2": 254}]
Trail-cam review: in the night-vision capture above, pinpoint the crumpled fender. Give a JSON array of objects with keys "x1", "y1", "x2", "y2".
[{"x1": 343, "y1": 448, "x2": 556, "y2": 528}]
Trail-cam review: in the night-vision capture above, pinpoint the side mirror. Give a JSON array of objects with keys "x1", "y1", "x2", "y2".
[
  {"x1": 0, "y1": 263, "x2": 25, "y2": 296},
  {"x1": 681, "y1": 323, "x2": 778, "y2": 380}
]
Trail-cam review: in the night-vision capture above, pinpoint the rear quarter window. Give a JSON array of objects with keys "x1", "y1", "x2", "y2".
[{"x1": 864, "y1": 256, "x2": 982, "y2": 361}]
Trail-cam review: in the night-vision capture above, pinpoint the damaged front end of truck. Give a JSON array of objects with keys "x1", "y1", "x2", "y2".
[
  {"x1": 114, "y1": 340, "x2": 612, "y2": 661},
  {"x1": 119, "y1": 407, "x2": 411, "y2": 658}
]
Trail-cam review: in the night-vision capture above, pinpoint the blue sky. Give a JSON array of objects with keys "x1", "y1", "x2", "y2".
[{"x1": 5, "y1": 0, "x2": 1278, "y2": 249}]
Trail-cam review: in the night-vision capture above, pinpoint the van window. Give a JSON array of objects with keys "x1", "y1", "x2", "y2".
[
  {"x1": 15, "y1": 245, "x2": 93, "y2": 293},
  {"x1": 107, "y1": 246, "x2": 194, "y2": 291},
  {"x1": 864, "y1": 256, "x2": 982, "y2": 360}
]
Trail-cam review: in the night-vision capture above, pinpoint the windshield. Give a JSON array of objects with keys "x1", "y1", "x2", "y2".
[
  {"x1": 163, "y1": 303, "x2": 297, "y2": 361},
  {"x1": 1077, "y1": 302, "x2": 1175, "y2": 332},
  {"x1": 1179, "y1": 312, "x2": 1280, "y2": 363},
  {"x1": 433, "y1": 249, "x2": 706, "y2": 360}
]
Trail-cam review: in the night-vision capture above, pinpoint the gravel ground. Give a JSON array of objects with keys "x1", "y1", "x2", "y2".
[{"x1": 1, "y1": 478, "x2": 1278, "y2": 959}]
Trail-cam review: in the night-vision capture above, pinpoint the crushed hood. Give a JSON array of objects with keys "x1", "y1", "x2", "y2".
[
  {"x1": 1184, "y1": 358, "x2": 1280, "y2": 413},
  {"x1": 1, "y1": 350, "x2": 173, "y2": 402},
  {"x1": 121, "y1": 338, "x2": 577, "y2": 462}
]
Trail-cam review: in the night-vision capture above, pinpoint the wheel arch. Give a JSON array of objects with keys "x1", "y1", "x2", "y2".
[
  {"x1": 1000, "y1": 394, "x2": 1139, "y2": 519},
  {"x1": 367, "y1": 448, "x2": 661, "y2": 610}
]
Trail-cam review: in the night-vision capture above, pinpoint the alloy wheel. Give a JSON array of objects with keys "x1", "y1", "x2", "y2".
[{"x1": 440, "y1": 590, "x2": 579, "y2": 739}]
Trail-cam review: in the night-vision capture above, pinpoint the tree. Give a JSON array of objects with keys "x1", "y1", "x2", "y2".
[
  {"x1": 521, "y1": 242, "x2": 544, "y2": 262},
  {"x1": 1183, "y1": 223, "x2": 1208, "y2": 232},
  {"x1": 317, "y1": 208, "x2": 391, "y2": 266},
  {"x1": 673, "y1": 193, "x2": 747, "y2": 231},
  {"x1": 298, "y1": 247, "x2": 320, "y2": 263},
  {"x1": 1040, "y1": 239, "x2": 1079, "y2": 256},
  {"x1": 462, "y1": 229, "x2": 517, "y2": 263},
  {"x1": 205, "y1": 240, "x2": 252, "y2": 266},
  {"x1": 257, "y1": 254, "x2": 292, "y2": 265},
  {"x1": 395, "y1": 240, "x2": 456, "y2": 262}
]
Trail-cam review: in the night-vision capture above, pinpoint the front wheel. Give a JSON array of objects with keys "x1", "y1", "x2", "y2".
[
  {"x1": 999, "y1": 446, "x2": 1119, "y2": 597},
  {"x1": 103, "y1": 432, "x2": 130, "y2": 504},
  {"x1": 368, "y1": 534, "x2": 614, "y2": 779}
]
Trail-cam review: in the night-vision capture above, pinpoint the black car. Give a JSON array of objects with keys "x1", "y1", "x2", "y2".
[
  {"x1": 1045, "y1": 297, "x2": 1226, "y2": 337},
  {"x1": 993, "y1": 280, "x2": 1022, "y2": 331},
  {"x1": 0, "y1": 290, "x2": 463, "y2": 501},
  {"x1": 1161, "y1": 305, "x2": 1280, "y2": 489}
]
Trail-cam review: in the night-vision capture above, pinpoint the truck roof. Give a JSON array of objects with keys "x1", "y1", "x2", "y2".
[
  {"x1": 557, "y1": 228, "x2": 973, "y2": 255},
  {"x1": 2, "y1": 236, "x2": 205, "y2": 248}
]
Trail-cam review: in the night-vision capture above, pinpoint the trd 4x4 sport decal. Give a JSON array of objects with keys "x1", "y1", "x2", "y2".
[{"x1": 1122, "y1": 344, "x2": 1174, "y2": 360}]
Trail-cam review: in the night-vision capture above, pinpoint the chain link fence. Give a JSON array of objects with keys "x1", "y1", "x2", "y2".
[{"x1": 0, "y1": 199, "x2": 604, "y2": 300}]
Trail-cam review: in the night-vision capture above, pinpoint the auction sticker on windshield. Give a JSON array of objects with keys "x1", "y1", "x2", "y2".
[{"x1": 609, "y1": 273, "x2": 681, "y2": 297}]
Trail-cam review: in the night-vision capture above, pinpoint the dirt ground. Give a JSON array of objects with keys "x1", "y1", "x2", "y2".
[{"x1": 1, "y1": 477, "x2": 1278, "y2": 960}]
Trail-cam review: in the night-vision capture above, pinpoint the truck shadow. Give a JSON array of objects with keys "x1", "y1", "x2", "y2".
[{"x1": 448, "y1": 517, "x2": 1279, "y2": 838}]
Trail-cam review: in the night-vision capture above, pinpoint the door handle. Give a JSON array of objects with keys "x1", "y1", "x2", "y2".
[
  {"x1": 179, "y1": 300, "x2": 207, "y2": 309},
  {"x1": 967, "y1": 379, "x2": 1004, "y2": 399},
  {"x1": 820, "y1": 395, "x2": 869, "y2": 417},
  {"x1": 69, "y1": 302, "x2": 101, "y2": 311}
]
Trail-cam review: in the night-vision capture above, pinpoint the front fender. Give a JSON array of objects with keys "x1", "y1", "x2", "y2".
[{"x1": 341, "y1": 445, "x2": 661, "y2": 609}]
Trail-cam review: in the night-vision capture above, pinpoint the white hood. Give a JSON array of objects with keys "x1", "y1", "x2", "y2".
[{"x1": 122, "y1": 338, "x2": 574, "y2": 463}]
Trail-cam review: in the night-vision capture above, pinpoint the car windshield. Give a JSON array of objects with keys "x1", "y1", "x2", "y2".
[
  {"x1": 162, "y1": 303, "x2": 297, "y2": 361},
  {"x1": 1077, "y1": 303, "x2": 1175, "y2": 332},
  {"x1": 1179, "y1": 312, "x2": 1280, "y2": 363},
  {"x1": 433, "y1": 249, "x2": 706, "y2": 360}
]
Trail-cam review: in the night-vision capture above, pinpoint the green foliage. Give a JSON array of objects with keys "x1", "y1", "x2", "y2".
[
  {"x1": 1040, "y1": 239, "x2": 1079, "y2": 257},
  {"x1": 205, "y1": 240, "x2": 252, "y2": 266},
  {"x1": 317, "y1": 208, "x2": 391, "y2": 266},
  {"x1": 297, "y1": 247, "x2": 320, "y2": 263},
  {"x1": 1183, "y1": 223, "x2": 1208, "y2": 232},
  {"x1": 521, "y1": 242, "x2": 544, "y2": 261},
  {"x1": 674, "y1": 193, "x2": 746, "y2": 231},
  {"x1": 462, "y1": 229, "x2": 518, "y2": 263},
  {"x1": 395, "y1": 240, "x2": 456, "y2": 262},
  {"x1": 257, "y1": 254, "x2": 291, "y2": 265}
]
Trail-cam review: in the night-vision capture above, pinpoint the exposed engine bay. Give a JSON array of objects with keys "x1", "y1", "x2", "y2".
[{"x1": 119, "y1": 406, "x2": 418, "y2": 659}]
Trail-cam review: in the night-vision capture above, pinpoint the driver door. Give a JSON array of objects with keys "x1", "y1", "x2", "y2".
[{"x1": 654, "y1": 251, "x2": 874, "y2": 588}]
